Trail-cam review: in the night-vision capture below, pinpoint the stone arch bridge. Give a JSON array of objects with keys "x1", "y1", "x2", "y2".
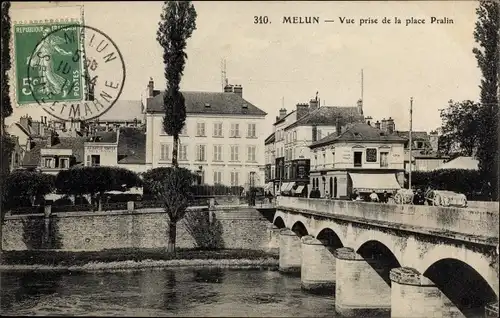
[{"x1": 268, "y1": 196, "x2": 499, "y2": 317}]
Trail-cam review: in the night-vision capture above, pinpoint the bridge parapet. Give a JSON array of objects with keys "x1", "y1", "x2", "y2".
[{"x1": 276, "y1": 196, "x2": 499, "y2": 243}]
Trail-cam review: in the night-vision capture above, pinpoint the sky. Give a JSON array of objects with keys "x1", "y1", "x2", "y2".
[{"x1": 9, "y1": 1, "x2": 481, "y2": 137}]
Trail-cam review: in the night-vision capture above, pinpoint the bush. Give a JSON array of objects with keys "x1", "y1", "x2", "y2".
[
  {"x1": 409, "y1": 169, "x2": 489, "y2": 200},
  {"x1": 3, "y1": 171, "x2": 55, "y2": 209}
]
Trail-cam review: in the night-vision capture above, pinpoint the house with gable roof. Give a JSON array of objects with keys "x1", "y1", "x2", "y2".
[
  {"x1": 143, "y1": 79, "x2": 268, "y2": 188},
  {"x1": 309, "y1": 122, "x2": 406, "y2": 199},
  {"x1": 266, "y1": 97, "x2": 365, "y2": 196}
]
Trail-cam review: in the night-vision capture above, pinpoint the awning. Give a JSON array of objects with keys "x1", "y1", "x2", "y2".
[
  {"x1": 280, "y1": 183, "x2": 290, "y2": 192},
  {"x1": 295, "y1": 185, "x2": 305, "y2": 194},
  {"x1": 349, "y1": 173, "x2": 401, "y2": 193},
  {"x1": 264, "y1": 182, "x2": 273, "y2": 191},
  {"x1": 285, "y1": 182, "x2": 295, "y2": 192}
]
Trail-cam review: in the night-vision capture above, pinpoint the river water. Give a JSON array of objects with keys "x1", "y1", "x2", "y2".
[{"x1": 1, "y1": 268, "x2": 343, "y2": 317}]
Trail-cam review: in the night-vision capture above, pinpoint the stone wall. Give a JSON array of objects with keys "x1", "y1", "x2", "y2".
[{"x1": 2, "y1": 207, "x2": 276, "y2": 252}]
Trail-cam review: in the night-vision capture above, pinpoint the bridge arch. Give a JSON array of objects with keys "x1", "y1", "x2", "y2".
[
  {"x1": 316, "y1": 227, "x2": 344, "y2": 248},
  {"x1": 273, "y1": 216, "x2": 286, "y2": 229},
  {"x1": 356, "y1": 240, "x2": 402, "y2": 286},
  {"x1": 418, "y1": 244, "x2": 499, "y2": 299},
  {"x1": 291, "y1": 221, "x2": 309, "y2": 237},
  {"x1": 423, "y1": 258, "x2": 498, "y2": 316}
]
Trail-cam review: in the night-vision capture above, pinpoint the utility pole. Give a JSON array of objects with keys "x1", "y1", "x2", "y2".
[{"x1": 408, "y1": 97, "x2": 413, "y2": 190}]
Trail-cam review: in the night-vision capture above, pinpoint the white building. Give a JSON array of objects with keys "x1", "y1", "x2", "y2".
[
  {"x1": 266, "y1": 97, "x2": 365, "y2": 195},
  {"x1": 143, "y1": 79, "x2": 268, "y2": 188},
  {"x1": 309, "y1": 122, "x2": 406, "y2": 199}
]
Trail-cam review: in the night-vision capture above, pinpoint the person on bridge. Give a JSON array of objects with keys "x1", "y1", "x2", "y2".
[{"x1": 369, "y1": 190, "x2": 379, "y2": 202}]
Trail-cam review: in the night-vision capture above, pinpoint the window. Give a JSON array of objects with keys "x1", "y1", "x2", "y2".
[
  {"x1": 230, "y1": 171, "x2": 239, "y2": 186},
  {"x1": 366, "y1": 148, "x2": 377, "y2": 163},
  {"x1": 230, "y1": 145, "x2": 239, "y2": 161},
  {"x1": 213, "y1": 123, "x2": 223, "y2": 137},
  {"x1": 160, "y1": 143, "x2": 170, "y2": 161},
  {"x1": 247, "y1": 123, "x2": 256, "y2": 138},
  {"x1": 354, "y1": 151, "x2": 362, "y2": 167},
  {"x1": 293, "y1": 131, "x2": 297, "y2": 141},
  {"x1": 196, "y1": 122, "x2": 206, "y2": 136},
  {"x1": 332, "y1": 151, "x2": 336, "y2": 167},
  {"x1": 180, "y1": 125, "x2": 187, "y2": 135},
  {"x1": 380, "y1": 152, "x2": 389, "y2": 168},
  {"x1": 271, "y1": 166, "x2": 275, "y2": 179},
  {"x1": 44, "y1": 158, "x2": 53, "y2": 168},
  {"x1": 323, "y1": 153, "x2": 326, "y2": 166},
  {"x1": 196, "y1": 145, "x2": 206, "y2": 161},
  {"x1": 213, "y1": 171, "x2": 223, "y2": 184},
  {"x1": 230, "y1": 123, "x2": 240, "y2": 137},
  {"x1": 91, "y1": 155, "x2": 100, "y2": 167},
  {"x1": 179, "y1": 144, "x2": 188, "y2": 161},
  {"x1": 247, "y1": 146, "x2": 256, "y2": 162},
  {"x1": 59, "y1": 158, "x2": 68, "y2": 169},
  {"x1": 213, "y1": 145, "x2": 222, "y2": 161}
]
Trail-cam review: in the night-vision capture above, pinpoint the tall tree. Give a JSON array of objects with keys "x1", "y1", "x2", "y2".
[
  {"x1": 143, "y1": 167, "x2": 195, "y2": 253},
  {"x1": 473, "y1": 0, "x2": 499, "y2": 200},
  {"x1": 156, "y1": 1, "x2": 197, "y2": 167},
  {"x1": 1, "y1": 1, "x2": 12, "y2": 131},
  {"x1": 0, "y1": 1, "x2": 13, "y2": 262},
  {"x1": 438, "y1": 100, "x2": 481, "y2": 157}
]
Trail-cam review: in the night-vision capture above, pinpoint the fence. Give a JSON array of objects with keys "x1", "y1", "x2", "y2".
[{"x1": 8, "y1": 195, "x2": 250, "y2": 215}]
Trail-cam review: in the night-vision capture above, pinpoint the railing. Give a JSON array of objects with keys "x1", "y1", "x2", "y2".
[
  {"x1": 276, "y1": 196, "x2": 499, "y2": 241},
  {"x1": 8, "y1": 195, "x2": 246, "y2": 215}
]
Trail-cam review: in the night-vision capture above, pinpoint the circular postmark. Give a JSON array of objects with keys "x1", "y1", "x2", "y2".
[{"x1": 26, "y1": 24, "x2": 126, "y2": 122}]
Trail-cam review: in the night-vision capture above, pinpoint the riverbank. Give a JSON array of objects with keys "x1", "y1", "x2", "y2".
[{"x1": 0, "y1": 248, "x2": 279, "y2": 272}]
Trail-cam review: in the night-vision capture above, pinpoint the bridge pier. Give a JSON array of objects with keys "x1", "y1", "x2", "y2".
[
  {"x1": 390, "y1": 267, "x2": 463, "y2": 318},
  {"x1": 279, "y1": 228, "x2": 302, "y2": 273},
  {"x1": 300, "y1": 235, "x2": 336, "y2": 292},
  {"x1": 334, "y1": 247, "x2": 391, "y2": 317}
]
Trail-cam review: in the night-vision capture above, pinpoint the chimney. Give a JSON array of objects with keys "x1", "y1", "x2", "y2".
[
  {"x1": 374, "y1": 120, "x2": 381, "y2": 130},
  {"x1": 380, "y1": 118, "x2": 388, "y2": 132},
  {"x1": 429, "y1": 131, "x2": 439, "y2": 152},
  {"x1": 279, "y1": 108, "x2": 287, "y2": 119},
  {"x1": 386, "y1": 117, "x2": 395, "y2": 134},
  {"x1": 148, "y1": 77, "x2": 154, "y2": 97},
  {"x1": 296, "y1": 103, "x2": 309, "y2": 120},
  {"x1": 365, "y1": 116, "x2": 373, "y2": 126},
  {"x1": 312, "y1": 125, "x2": 318, "y2": 142},
  {"x1": 224, "y1": 84, "x2": 233, "y2": 93},
  {"x1": 357, "y1": 99, "x2": 363, "y2": 115},
  {"x1": 233, "y1": 85, "x2": 243, "y2": 97},
  {"x1": 19, "y1": 115, "x2": 29, "y2": 130},
  {"x1": 336, "y1": 118, "x2": 342, "y2": 136},
  {"x1": 309, "y1": 99, "x2": 319, "y2": 111}
]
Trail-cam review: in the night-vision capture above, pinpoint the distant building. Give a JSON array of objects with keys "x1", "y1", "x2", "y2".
[
  {"x1": 21, "y1": 131, "x2": 86, "y2": 175},
  {"x1": 143, "y1": 79, "x2": 268, "y2": 188},
  {"x1": 268, "y1": 97, "x2": 365, "y2": 196},
  {"x1": 309, "y1": 122, "x2": 406, "y2": 199},
  {"x1": 19, "y1": 127, "x2": 147, "y2": 175}
]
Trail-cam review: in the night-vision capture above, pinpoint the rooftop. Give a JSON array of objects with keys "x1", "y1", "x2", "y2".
[
  {"x1": 311, "y1": 122, "x2": 406, "y2": 148},
  {"x1": 145, "y1": 90, "x2": 267, "y2": 117},
  {"x1": 95, "y1": 100, "x2": 143, "y2": 122},
  {"x1": 117, "y1": 127, "x2": 146, "y2": 164},
  {"x1": 284, "y1": 106, "x2": 363, "y2": 131},
  {"x1": 22, "y1": 136, "x2": 86, "y2": 167},
  {"x1": 264, "y1": 132, "x2": 275, "y2": 145}
]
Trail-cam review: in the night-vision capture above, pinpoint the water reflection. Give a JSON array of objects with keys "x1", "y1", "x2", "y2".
[{"x1": 1, "y1": 268, "x2": 337, "y2": 317}]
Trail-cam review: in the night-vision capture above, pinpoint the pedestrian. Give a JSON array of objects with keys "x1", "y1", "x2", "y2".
[
  {"x1": 351, "y1": 190, "x2": 359, "y2": 201},
  {"x1": 369, "y1": 190, "x2": 379, "y2": 202},
  {"x1": 382, "y1": 190, "x2": 389, "y2": 203}
]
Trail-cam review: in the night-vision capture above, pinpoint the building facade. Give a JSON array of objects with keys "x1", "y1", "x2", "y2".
[
  {"x1": 268, "y1": 98, "x2": 365, "y2": 196},
  {"x1": 144, "y1": 80, "x2": 267, "y2": 188},
  {"x1": 309, "y1": 122, "x2": 406, "y2": 199}
]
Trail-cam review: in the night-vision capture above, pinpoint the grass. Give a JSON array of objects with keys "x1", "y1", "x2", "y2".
[{"x1": 1, "y1": 248, "x2": 278, "y2": 267}]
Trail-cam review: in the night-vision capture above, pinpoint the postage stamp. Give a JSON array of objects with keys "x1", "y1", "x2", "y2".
[
  {"x1": 14, "y1": 22, "x2": 83, "y2": 105},
  {"x1": 25, "y1": 24, "x2": 126, "y2": 121}
]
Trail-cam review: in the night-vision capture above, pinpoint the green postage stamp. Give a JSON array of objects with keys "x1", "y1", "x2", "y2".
[{"x1": 14, "y1": 22, "x2": 83, "y2": 105}]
